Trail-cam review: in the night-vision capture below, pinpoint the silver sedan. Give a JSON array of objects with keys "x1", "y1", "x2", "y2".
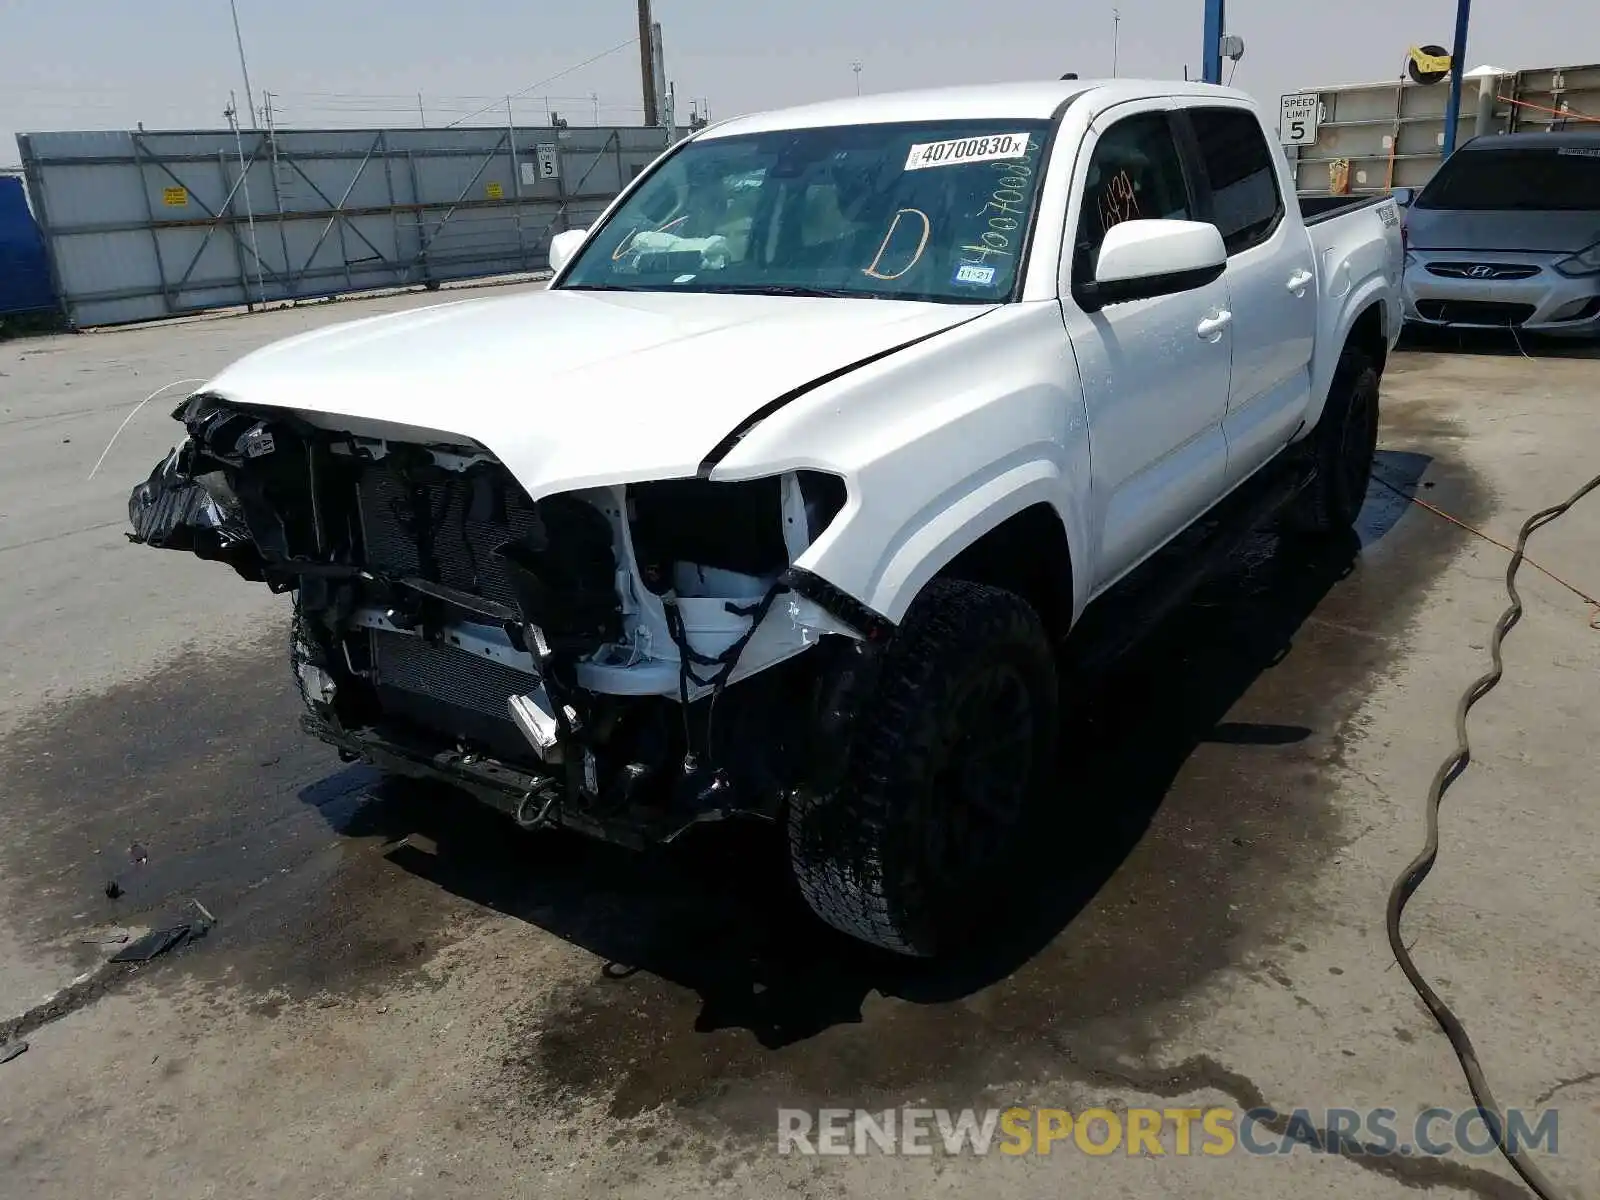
[{"x1": 1401, "y1": 131, "x2": 1600, "y2": 339}]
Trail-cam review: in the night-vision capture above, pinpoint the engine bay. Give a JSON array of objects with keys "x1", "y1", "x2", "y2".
[{"x1": 127, "y1": 394, "x2": 875, "y2": 844}]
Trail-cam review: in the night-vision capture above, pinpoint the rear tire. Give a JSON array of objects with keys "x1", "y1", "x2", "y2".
[
  {"x1": 787, "y1": 579, "x2": 1058, "y2": 957},
  {"x1": 1283, "y1": 348, "x2": 1381, "y2": 536}
]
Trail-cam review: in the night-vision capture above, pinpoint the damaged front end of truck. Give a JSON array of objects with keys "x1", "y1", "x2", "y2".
[{"x1": 127, "y1": 393, "x2": 888, "y2": 847}]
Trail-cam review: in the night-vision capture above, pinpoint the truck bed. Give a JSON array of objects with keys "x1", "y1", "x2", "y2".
[{"x1": 1298, "y1": 193, "x2": 1390, "y2": 226}]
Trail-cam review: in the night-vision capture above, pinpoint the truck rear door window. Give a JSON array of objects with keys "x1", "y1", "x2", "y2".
[{"x1": 1186, "y1": 106, "x2": 1284, "y2": 254}]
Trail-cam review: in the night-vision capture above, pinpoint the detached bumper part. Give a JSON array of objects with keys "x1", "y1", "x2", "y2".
[
  {"x1": 126, "y1": 443, "x2": 264, "y2": 579},
  {"x1": 296, "y1": 659, "x2": 338, "y2": 706},
  {"x1": 508, "y1": 685, "x2": 577, "y2": 764}
]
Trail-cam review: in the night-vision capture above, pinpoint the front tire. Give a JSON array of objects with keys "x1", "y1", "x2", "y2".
[
  {"x1": 1283, "y1": 348, "x2": 1381, "y2": 536},
  {"x1": 787, "y1": 579, "x2": 1058, "y2": 957}
]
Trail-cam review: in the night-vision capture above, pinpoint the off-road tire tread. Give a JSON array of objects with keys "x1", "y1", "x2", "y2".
[
  {"x1": 787, "y1": 578, "x2": 1056, "y2": 957},
  {"x1": 1284, "y1": 348, "x2": 1380, "y2": 535}
]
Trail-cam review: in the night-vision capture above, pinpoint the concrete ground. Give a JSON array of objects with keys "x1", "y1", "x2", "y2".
[{"x1": 0, "y1": 294, "x2": 1596, "y2": 1200}]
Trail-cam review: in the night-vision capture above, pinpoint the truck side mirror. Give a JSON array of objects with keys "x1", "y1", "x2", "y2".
[
  {"x1": 549, "y1": 228, "x2": 590, "y2": 274},
  {"x1": 1078, "y1": 219, "x2": 1228, "y2": 311}
]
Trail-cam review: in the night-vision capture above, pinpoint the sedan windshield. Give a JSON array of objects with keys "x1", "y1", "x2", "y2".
[
  {"x1": 1416, "y1": 145, "x2": 1600, "y2": 212},
  {"x1": 557, "y1": 119, "x2": 1053, "y2": 303}
]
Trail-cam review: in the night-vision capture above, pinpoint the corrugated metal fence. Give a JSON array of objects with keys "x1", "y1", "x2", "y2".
[
  {"x1": 16, "y1": 124, "x2": 671, "y2": 327},
  {"x1": 0, "y1": 175, "x2": 56, "y2": 316},
  {"x1": 1289, "y1": 62, "x2": 1600, "y2": 195}
]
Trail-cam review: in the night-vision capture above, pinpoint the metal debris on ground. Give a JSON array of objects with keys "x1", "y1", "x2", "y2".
[
  {"x1": 109, "y1": 921, "x2": 209, "y2": 964},
  {"x1": 0, "y1": 1041, "x2": 27, "y2": 1065}
]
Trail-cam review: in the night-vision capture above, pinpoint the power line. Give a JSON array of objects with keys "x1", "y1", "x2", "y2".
[
  {"x1": 228, "y1": 0, "x2": 258, "y2": 130},
  {"x1": 445, "y1": 37, "x2": 638, "y2": 128},
  {"x1": 264, "y1": 98, "x2": 649, "y2": 127},
  {"x1": 279, "y1": 90, "x2": 634, "y2": 103},
  {"x1": 269, "y1": 94, "x2": 643, "y2": 111}
]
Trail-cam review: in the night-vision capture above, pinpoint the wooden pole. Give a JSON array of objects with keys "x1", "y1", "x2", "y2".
[{"x1": 637, "y1": 0, "x2": 659, "y2": 126}]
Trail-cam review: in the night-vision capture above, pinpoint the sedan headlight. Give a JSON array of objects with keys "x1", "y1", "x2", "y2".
[{"x1": 1553, "y1": 240, "x2": 1600, "y2": 278}]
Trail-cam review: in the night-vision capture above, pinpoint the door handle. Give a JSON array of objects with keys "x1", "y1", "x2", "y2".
[
  {"x1": 1196, "y1": 310, "x2": 1233, "y2": 340},
  {"x1": 1286, "y1": 268, "x2": 1314, "y2": 295}
]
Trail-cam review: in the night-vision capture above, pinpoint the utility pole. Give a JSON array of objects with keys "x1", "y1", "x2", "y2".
[
  {"x1": 637, "y1": 0, "x2": 659, "y2": 126},
  {"x1": 225, "y1": 90, "x2": 266, "y2": 307},
  {"x1": 1442, "y1": 0, "x2": 1473, "y2": 156},
  {"x1": 1112, "y1": 8, "x2": 1121, "y2": 77},
  {"x1": 417, "y1": 93, "x2": 426, "y2": 127},
  {"x1": 228, "y1": 0, "x2": 258, "y2": 130},
  {"x1": 650, "y1": 21, "x2": 668, "y2": 127},
  {"x1": 852, "y1": 61, "x2": 863, "y2": 95},
  {"x1": 1202, "y1": 0, "x2": 1224, "y2": 84}
]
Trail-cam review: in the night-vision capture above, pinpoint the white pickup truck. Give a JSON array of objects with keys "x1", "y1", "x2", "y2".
[{"x1": 129, "y1": 79, "x2": 1403, "y2": 956}]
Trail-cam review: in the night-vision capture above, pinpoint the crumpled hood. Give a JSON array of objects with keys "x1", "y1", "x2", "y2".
[
  {"x1": 202, "y1": 287, "x2": 994, "y2": 498},
  {"x1": 1405, "y1": 206, "x2": 1600, "y2": 255}
]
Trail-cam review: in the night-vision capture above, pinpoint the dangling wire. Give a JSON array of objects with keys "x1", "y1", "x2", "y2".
[
  {"x1": 662, "y1": 582, "x2": 787, "y2": 768},
  {"x1": 87, "y1": 378, "x2": 209, "y2": 481}
]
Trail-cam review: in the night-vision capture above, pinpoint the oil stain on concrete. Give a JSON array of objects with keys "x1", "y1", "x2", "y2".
[{"x1": 0, "y1": 623, "x2": 482, "y2": 1017}]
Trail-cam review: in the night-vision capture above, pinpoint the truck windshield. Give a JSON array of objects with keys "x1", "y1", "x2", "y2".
[
  {"x1": 1415, "y1": 145, "x2": 1600, "y2": 212},
  {"x1": 557, "y1": 119, "x2": 1053, "y2": 303}
]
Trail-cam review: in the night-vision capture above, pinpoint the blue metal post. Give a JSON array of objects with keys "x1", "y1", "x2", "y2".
[
  {"x1": 1442, "y1": 0, "x2": 1472, "y2": 155},
  {"x1": 1202, "y1": 0, "x2": 1225, "y2": 84}
]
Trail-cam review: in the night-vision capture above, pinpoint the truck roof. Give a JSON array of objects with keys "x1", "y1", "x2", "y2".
[{"x1": 700, "y1": 79, "x2": 1257, "y2": 137}]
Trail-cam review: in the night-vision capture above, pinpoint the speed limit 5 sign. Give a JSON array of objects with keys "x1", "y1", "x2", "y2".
[{"x1": 1279, "y1": 93, "x2": 1320, "y2": 146}]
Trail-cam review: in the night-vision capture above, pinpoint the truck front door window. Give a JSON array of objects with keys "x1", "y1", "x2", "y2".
[{"x1": 1074, "y1": 112, "x2": 1192, "y2": 279}]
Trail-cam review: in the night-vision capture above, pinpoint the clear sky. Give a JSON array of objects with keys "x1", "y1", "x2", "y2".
[{"x1": 2, "y1": 0, "x2": 1593, "y2": 166}]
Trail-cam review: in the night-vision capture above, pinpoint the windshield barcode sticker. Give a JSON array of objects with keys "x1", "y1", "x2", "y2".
[
  {"x1": 905, "y1": 132, "x2": 1031, "y2": 171},
  {"x1": 1557, "y1": 147, "x2": 1600, "y2": 158}
]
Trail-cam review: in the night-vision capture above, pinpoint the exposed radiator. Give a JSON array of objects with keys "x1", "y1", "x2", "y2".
[
  {"x1": 357, "y1": 459, "x2": 543, "y2": 606},
  {"x1": 371, "y1": 629, "x2": 537, "y2": 719}
]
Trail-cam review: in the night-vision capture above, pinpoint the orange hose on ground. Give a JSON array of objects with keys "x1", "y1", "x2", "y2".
[{"x1": 1374, "y1": 475, "x2": 1600, "y2": 629}]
